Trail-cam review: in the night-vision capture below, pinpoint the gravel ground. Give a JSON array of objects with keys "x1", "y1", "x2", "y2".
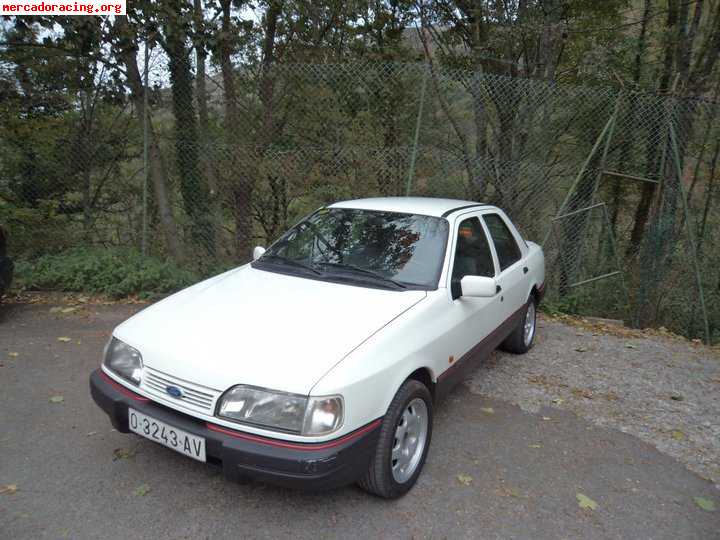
[{"x1": 469, "y1": 314, "x2": 720, "y2": 488}]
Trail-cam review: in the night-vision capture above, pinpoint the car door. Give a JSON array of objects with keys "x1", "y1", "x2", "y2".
[
  {"x1": 481, "y1": 212, "x2": 527, "y2": 317},
  {"x1": 441, "y1": 214, "x2": 504, "y2": 364}
]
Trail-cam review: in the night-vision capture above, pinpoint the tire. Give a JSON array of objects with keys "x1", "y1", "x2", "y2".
[
  {"x1": 500, "y1": 296, "x2": 537, "y2": 354},
  {"x1": 358, "y1": 379, "x2": 433, "y2": 499}
]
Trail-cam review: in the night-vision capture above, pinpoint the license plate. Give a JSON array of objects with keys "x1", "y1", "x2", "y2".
[{"x1": 128, "y1": 408, "x2": 206, "y2": 462}]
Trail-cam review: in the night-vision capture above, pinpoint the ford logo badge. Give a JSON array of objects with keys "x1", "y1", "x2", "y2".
[{"x1": 166, "y1": 385, "x2": 183, "y2": 398}]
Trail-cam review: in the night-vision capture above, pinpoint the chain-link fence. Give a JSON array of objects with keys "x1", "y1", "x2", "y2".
[{"x1": 2, "y1": 60, "x2": 719, "y2": 343}]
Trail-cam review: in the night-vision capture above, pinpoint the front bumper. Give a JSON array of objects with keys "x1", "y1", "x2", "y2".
[{"x1": 89, "y1": 369, "x2": 380, "y2": 490}]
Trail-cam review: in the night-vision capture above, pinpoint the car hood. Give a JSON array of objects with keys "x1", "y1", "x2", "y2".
[{"x1": 114, "y1": 265, "x2": 426, "y2": 395}]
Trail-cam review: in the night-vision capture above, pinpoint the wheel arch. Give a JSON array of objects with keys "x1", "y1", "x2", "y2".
[
  {"x1": 406, "y1": 367, "x2": 436, "y2": 402},
  {"x1": 529, "y1": 282, "x2": 545, "y2": 304}
]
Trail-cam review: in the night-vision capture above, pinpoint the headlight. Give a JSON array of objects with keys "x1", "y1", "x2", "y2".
[
  {"x1": 103, "y1": 337, "x2": 143, "y2": 386},
  {"x1": 217, "y1": 385, "x2": 343, "y2": 436},
  {"x1": 304, "y1": 396, "x2": 344, "y2": 435}
]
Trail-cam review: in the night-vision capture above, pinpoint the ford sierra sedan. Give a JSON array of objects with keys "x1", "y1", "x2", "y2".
[{"x1": 90, "y1": 197, "x2": 545, "y2": 498}]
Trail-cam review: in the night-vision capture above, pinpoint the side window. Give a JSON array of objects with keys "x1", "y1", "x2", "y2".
[
  {"x1": 451, "y1": 217, "x2": 495, "y2": 298},
  {"x1": 483, "y1": 214, "x2": 522, "y2": 271}
]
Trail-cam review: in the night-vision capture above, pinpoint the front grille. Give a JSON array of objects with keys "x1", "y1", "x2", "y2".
[{"x1": 142, "y1": 368, "x2": 220, "y2": 413}]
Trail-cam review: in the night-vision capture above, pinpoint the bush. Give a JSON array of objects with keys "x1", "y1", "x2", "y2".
[{"x1": 14, "y1": 247, "x2": 199, "y2": 298}]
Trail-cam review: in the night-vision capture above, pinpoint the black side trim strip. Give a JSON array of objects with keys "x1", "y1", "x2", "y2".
[{"x1": 441, "y1": 203, "x2": 486, "y2": 218}]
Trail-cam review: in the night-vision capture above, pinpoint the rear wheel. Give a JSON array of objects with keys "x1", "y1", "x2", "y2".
[
  {"x1": 358, "y1": 379, "x2": 433, "y2": 498},
  {"x1": 500, "y1": 296, "x2": 537, "y2": 354}
]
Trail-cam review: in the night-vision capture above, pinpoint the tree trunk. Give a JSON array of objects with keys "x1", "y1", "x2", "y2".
[
  {"x1": 611, "y1": 0, "x2": 651, "y2": 234},
  {"x1": 698, "y1": 136, "x2": 719, "y2": 245},
  {"x1": 627, "y1": 0, "x2": 679, "y2": 255},
  {"x1": 194, "y1": 0, "x2": 221, "y2": 251},
  {"x1": 165, "y1": 33, "x2": 215, "y2": 257},
  {"x1": 258, "y1": 1, "x2": 281, "y2": 145},
  {"x1": 194, "y1": 0, "x2": 210, "y2": 137},
  {"x1": 115, "y1": 18, "x2": 182, "y2": 260},
  {"x1": 469, "y1": 1, "x2": 487, "y2": 199},
  {"x1": 218, "y1": 0, "x2": 255, "y2": 261}
]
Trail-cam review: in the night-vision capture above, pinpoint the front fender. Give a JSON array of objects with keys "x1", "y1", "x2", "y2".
[{"x1": 310, "y1": 296, "x2": 442, "y2": 435}]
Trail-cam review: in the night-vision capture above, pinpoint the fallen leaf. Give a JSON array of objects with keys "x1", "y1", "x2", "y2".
[
  {"x1": 7, "y1": 352, "x2": 18, "y2": 358},
  {"x1": 552, "y1": 398, "x2": 565, "y2": 405},
  {"x1": 529, "y1": 444, "x2": 542, "y2": 448},
  {"x1": 577, "y1": 493, "x2": 598, "y2": 510},
  {"x1": 670, "y1": 394, "x2": 684, "y2": 401},
  {"x1": 625, "y1": 343, "x2": 637, "y2": 349},
  {"x1": 49, "y1": 395, "x2": 64, "y2": 404},
  {"x1": 113, "y1": 447, "x2": 135, "y2": 460},
  {"x1": 57, "y1": 337, "x2": 72, "y2": 343},
  {"x1": 693, "y1": 496, "x2": 715, "y2": 512},
  {"x1": 134, "y1": 484, "x2": 151, "y2": 497},
  {"x1": 671, "y1": 430, "x2": 685, "y2": 441},
  {"x1": 574, "y1": 347, "x2": 588, "y2": 353},
  {"x1": 480, "y1": 407, "x2": 494, "y2": 414},
  {"x1": 0, "y1": 484, "x2": 18, "y2": 495},
  {"x1": 571, "y1": 388, "x2": 594, "y2": 400},
  {"x1": 542, "y1": 416, "x2": 552, "y2": 421},
  {"x1": 60, "y1": 307, "x2": 77, "y2": 314},
  {"x1": 86, "y1": 431, "x2": 98, "y2": 437},
  {"x1": 528, "y1": 374, "x2": 551, "y2": 385},
  {"x1": 456, "y1": 474, "x2": 473, "y2": 486},
  {"x1": 49, "y1": 307, "x2": 63, "y2": 314},
  {"x1": 496, "y1": 486, "x2": 522, "y2": 498}
]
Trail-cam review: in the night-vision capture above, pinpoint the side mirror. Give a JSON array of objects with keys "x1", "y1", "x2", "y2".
[
  {"x1": 252, "y1": 246, "x2": 266, "y2": 261},
  {"x1": 460, "y1": 275, "x2": 499, "y2": 298}
]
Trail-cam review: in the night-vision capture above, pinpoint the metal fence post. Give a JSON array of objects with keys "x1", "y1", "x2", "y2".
[
  {"x1": 141, "y1": 39, "x2": 149, "y2": 257},
  {"x1": 405, "y1": 64, "x2": 429, "y2": 196},
  {"x1": 669, "y1": 124, "x2": 711, "y2": 344},
  {"x1": 542, "y1": 110, "x2": 617, "y2": 246}
]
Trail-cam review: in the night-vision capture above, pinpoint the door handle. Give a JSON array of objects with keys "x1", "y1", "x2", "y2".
[
  {"x1": 496, "y1": 284, "x2": 502, "y2": 294},
  {"x1": 523, "y1": 267, "x2": 529, "y2": 274}
]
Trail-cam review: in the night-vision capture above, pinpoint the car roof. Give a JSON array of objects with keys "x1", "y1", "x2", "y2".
[{"x1": 328, "y1": 197, "x2": 492, "y2": 218}]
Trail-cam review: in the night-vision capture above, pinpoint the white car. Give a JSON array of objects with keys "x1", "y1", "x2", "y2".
[{"x1": 90, "y1": 197, "x2": 545, "y2": 498}]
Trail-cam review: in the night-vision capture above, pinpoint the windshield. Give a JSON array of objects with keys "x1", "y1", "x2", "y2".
[{"x1": 255, "y1": 208, "x2": 449, "y2": 289}]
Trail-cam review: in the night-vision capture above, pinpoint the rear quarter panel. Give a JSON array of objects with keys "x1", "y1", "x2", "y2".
[{"x1": 525, "y1": 241, "x2": 545, "y2": 298}]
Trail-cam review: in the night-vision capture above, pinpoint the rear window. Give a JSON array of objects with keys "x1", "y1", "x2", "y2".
[{"x1": 483, "y1": 214, "x2": 522, "y2": 271}]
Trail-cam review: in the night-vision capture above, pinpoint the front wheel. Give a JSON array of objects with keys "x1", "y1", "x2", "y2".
[
  {"x1": 358, "y1": 379, "x2": 433, "y2": 498},
  {"x1": 500, "y1": 296, "x2": 537, "y2": 354}
]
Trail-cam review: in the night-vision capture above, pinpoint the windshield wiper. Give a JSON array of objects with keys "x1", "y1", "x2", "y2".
[
  {"x1": 317, "y1": 262, "x2": 407, "y2": 289},
  {"x1": 258, "y1": 254, "x2": 323, "y2": 275}
]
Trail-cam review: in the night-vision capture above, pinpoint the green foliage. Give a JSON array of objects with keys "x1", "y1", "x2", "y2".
[
  {"x1": 0, "y1": 200, "x2": 82, "y2": 257},
  {"x1": 14, "y1": 248, "x2": 198, "y2": 298},
  {"x1": 541, "y1": 278, "x2": 628, "y2": 322}
]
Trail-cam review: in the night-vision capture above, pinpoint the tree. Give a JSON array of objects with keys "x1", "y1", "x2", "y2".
[
  {"x1": 627, "y1": 0, "x2": 720, "y2": 254},
  {"x1": 136, "y1": 0, "x2": 216, "y2": 257},
  {"x1": 111, "y1": 16, "x2": 183, "y2": 259},
  {"x1": 1, "y1": 18, "x2": 135, "y2": 248}
]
